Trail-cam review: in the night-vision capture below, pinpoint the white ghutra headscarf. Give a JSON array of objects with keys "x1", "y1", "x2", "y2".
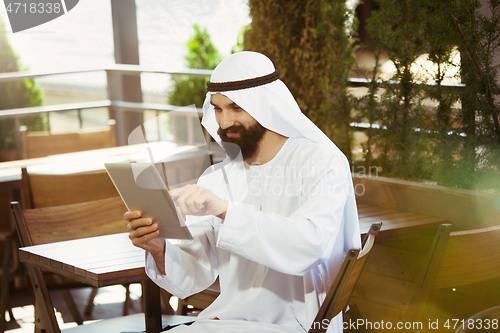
[
  {"x1": 202, "y1": 51, "x2": 336, "y2": 148},
  {"x1": 201, "y1": 51, "x2": 360, "y2": 254}
]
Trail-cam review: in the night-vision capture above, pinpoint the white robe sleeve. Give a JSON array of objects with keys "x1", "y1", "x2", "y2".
[
  {"x1": 145, "y1": 225, "x2": 218, "y2": 299},
  {"x1": 216, "y1": 157, "x2": 349, "y2": 276}
]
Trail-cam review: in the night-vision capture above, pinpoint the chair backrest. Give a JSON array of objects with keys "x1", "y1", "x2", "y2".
[
  {"x1": 21, "y1": 167, "x2": 119, "y2": 209},
  {"x1": 309, "y1": 222, "x2": 382, "y2": 333},
  {"x1": 12, "y1": 196, "x2": 127, "y2": 247},
  {"x1": 433, "y1": 225, "x2": 500, "y2": 288},
  {"x1": 402, "y1": 224, "x2": 452, "y2": 325},
  {"x1": 20, "y1": 122, "x2": 116, "y2": 159},
  {"x1": 403, "y1": 223, "x2": 500, "y2": 327}
]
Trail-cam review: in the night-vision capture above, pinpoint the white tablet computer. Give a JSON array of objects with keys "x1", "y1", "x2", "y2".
[{"x1": 105, "y1": 163, "x2": 192, "y2": 240}]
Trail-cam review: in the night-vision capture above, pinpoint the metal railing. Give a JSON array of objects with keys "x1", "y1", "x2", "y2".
[
  {"x1": 0, "y1": 65, "x2": 468, "y2": 159},
  {"x1": 0, "y1": 65, "x2": 211, "y2": 159}
]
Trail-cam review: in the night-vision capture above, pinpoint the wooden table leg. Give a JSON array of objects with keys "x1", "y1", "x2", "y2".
[
  {"x1": 143, "y1": 279, "x2": 162, "y2": 333},
  {"x1": 26, "y1": 265, "x2": 61, "y2": 333}
]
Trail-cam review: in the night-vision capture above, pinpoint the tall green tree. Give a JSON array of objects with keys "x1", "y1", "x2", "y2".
[
  {"x1": 315, "y1": 0, "x2": 357, "y2": 162},
  {"x1": 244, "y1": 0, "x2": 330, "y2": 119},
  {"x1": 444, "y1": 0, "x2": 500, "y2": 190},
  {"x1": 361, "y1": 0, "x2": 500, "y2": 191},
  {"x1": 0, "y1": 15, "x2": 44, "y2": 152},
  {"x1": 168, "y1": 24, "x2": 222, "y2": 108},
  {"x1": 366, "y1": 0, "x2": 429, "y2": 179},
  {"x1": 411, "y1": 0, "x2": 500, "y2": 190},
  {"x1": 418, "y1": 0, "x2": 463, "y2": 188},
  {"x1": 244, "y1": 0, "x2": 357, "y2": 161},
  {"x1": 354, "y1": 50, "x2": 382, "y2": 171}
]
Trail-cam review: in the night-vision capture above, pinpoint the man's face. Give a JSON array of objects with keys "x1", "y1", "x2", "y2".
[{"x1": 211, "y1": 93, "x2": 266, "y2": 160}]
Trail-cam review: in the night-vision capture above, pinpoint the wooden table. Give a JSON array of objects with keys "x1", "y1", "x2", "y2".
[{"x1": 18, "y1": 233, "x2": 165, "y2": 333}]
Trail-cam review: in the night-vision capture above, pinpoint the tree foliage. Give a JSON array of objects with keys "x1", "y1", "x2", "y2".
[
  {"x1": 244, "y1": 0, "x2": 328, "y2": 118},
  {"x1": 316, "y1": 0, "x2": 357, "y2": 162},
  {"x1": 243, "y1": 0, "x2": 357, "y2": 161},
  {"x1": 364, "y1": 0, "x2": 430, "y2": 179},
  {"x1": 355, "y1": 0, "x2": 500, "y2": 191},
  {"x1": 447, "y1": 0, "x2": 500, "y2": 190},
  {"x1": 168, "y1": 24, "x2": 222, "y2": 108},
  {"x1": 0, "y1": 15, "x2": 45, "y2": 151},
  {"x1": 233, "y1": 0, "x2": 500, "y2": 191}
]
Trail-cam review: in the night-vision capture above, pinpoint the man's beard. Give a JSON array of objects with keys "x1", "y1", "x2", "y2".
[{"x1": 217, "y1": 122, "x2": 266, "y2": 160}]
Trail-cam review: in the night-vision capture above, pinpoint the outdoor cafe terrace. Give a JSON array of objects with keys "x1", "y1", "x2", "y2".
[
  {"x1": 0, "y1": 63, "x2": 499, "y2": 333},
  {"x1": 1, "y1": 0, "x2": 500, "y2": 329}
]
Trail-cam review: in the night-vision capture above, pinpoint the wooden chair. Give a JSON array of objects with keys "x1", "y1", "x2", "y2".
[
  {"x1": 402, "y1": 223, "x2": 500, "y2": 331},
  {"x1": 20, "y1": 167, "x2": 126, "y2": 321},
  {"x1": 309, "y1": 222, "x2": 382, "y2": 333},
  {"x1": 10, "y1": 197, "x2": 194, "y2": 333},
  {"x1": 12, "y1": 196, "x2": 127, "y2": 251},
  {"x1": 20, "y1": 121, "x2": 116, "y2": 159},
  {"x1": 21, "y1": 167, "x2": 119, "y2": 209}
]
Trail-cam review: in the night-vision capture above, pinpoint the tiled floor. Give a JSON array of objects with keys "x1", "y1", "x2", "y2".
[{"x1": 4, "y1": 283, "x2": 178, "y2": 332}]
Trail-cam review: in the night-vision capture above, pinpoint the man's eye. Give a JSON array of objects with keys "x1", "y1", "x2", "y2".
[
  {"x1": 232, "y1": 106, "x2": 241, "y2": 111},
  {"x1": 214, "y1": 107, "x2": 222, "y2": 112}
]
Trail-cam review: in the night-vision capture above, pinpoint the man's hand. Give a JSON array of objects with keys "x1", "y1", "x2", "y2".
[
  {"x1": 125, "y1": 211, "x2": 166, "y2": 274},
  {"x1": 171, "y1": 184, "x2": 228, "y2": 219}
]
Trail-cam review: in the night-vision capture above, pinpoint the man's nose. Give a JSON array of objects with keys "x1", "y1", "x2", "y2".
[{"x1": 219, "y1": 110, "x2": 234, "y2": 129}]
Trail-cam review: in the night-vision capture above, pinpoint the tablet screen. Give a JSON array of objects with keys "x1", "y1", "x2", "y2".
[{"x1": 105, "y1": 163, "x2": 192, "y2": 240}]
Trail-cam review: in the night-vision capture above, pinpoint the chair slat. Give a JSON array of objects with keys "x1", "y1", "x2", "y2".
[
  {"x1": 23, "y1": 167, "x2": 119, "y2": 209},
  {"x1": 22, "y1": 197, "x2": 127, "y2": 245},
  {"x1": 21, "y1": 124, "x2": 116, "y2": 159}
]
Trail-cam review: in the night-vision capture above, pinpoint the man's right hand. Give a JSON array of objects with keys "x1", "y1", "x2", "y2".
[{"x1": 125, "y1": 211, "x2": 166, "y2": 274}]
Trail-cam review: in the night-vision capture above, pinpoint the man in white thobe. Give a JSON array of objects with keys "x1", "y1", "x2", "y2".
[{"x1": 126, "y1": 51, "x2": 361, "y2": 333}]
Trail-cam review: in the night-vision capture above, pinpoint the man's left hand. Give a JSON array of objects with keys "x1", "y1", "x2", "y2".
[{"x1": 171, "y1": 184, "x2": 228, "y2": 219}]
